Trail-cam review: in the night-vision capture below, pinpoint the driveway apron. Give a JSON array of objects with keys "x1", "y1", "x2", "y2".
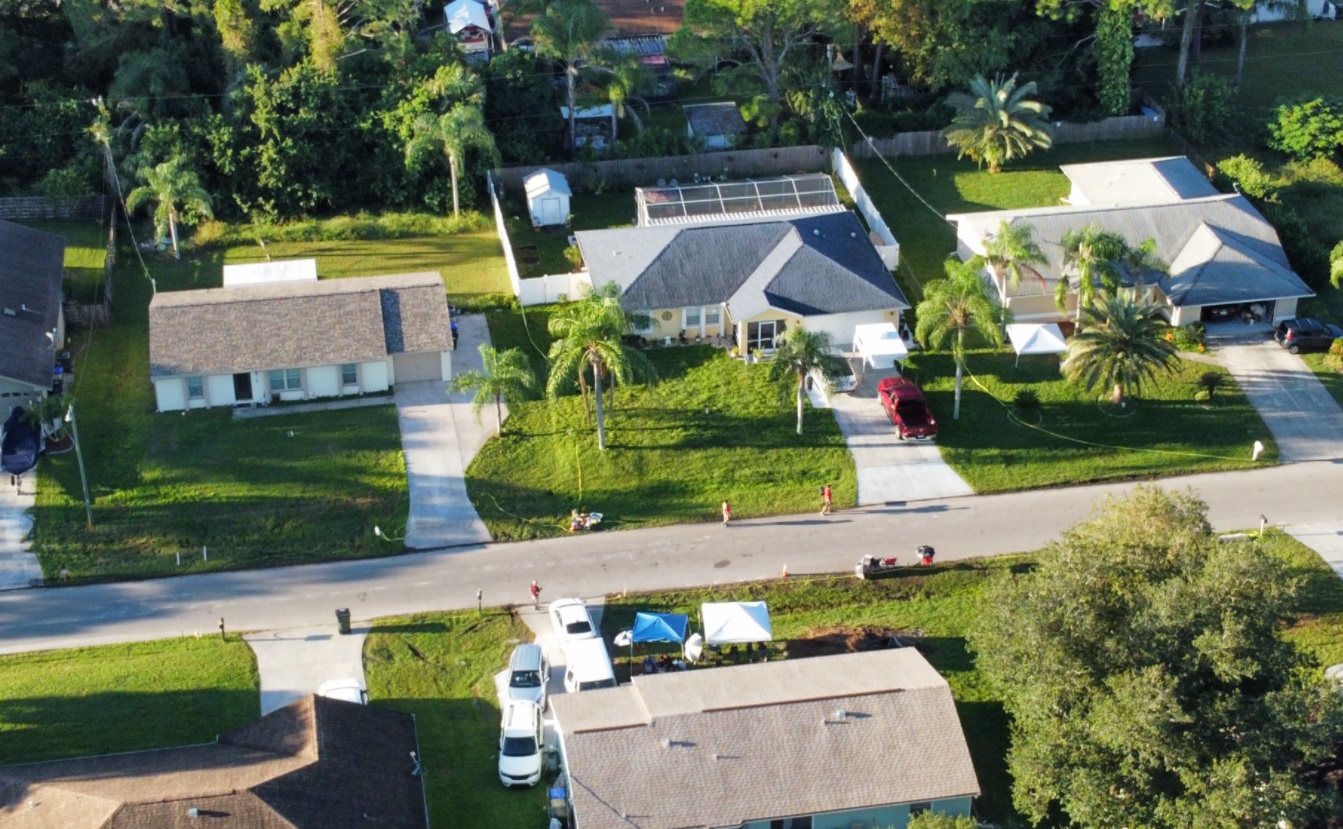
[
  {"x1": 823, "y1": 365, "x2": 973, "y2": 504},
  {"x1": 0, "y1": 474, "x2": 42, "y2": 590},
  {"x1": 245, "y1": 624, "x2": 369, "y2": 715},
  {"x1": 1215, "y1": 338, "x2": 1343, "y2": 462}
]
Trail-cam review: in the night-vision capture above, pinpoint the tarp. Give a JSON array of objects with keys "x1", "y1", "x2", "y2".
[
  {"x1": 701, "y1": 601, "x2": 772, "y2": 645},
  {"x1": 631, "y1": 612, "x2": 688, "y2": 644},
  {"x1": 444, "y1": 0, "x2": 490, "y2": 33},
  {"x1": 1, "y1": 407, "x2": 39, "y2": 476},
  {"x1": 1006, "y1": 323, "x2": 1067, "y2": 367},
  {"x1": 853, "y1": 322, "x2": 909, "y2": 369}
]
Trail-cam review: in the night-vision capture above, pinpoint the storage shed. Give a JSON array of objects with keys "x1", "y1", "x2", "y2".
[{"x1": 524, "y1": 168, "x2": 572, "y2": 228}]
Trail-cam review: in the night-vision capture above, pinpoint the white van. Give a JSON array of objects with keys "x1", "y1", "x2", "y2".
[
  {"x1": 498, "y1": 700, "x2": 544, "y2": 787},
  {"x1": 562, "y1": 638, "x2": 617, "y2": 693}
]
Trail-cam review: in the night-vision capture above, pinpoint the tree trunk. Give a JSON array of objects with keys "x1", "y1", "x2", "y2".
[
  {"x1": 852, "y1": 22, "x2": 866, "y2": 98},
  {"x1": 870, "y1": 42, "x2": 884, "y2": 89},
  {"x1": 1111, "y1": 382, "x2": 1124, "y2": 405},
  {"x1": 1235, "y1": 12, "x2": 1249, "y2": 86},
  {"x1": 448, "y1": 153, "x2": 460, "y2": 217},
  {"x1": 594, "y1": 361, "x2": 607, "y2": 450},
  {"x1": 168, "y1": 209, "x2": 180, "y2": 259},
  {"x1": 494, "y1": 392, "x2": 503, "y2": 436},
  {"x1": 795, "y1": 374, "x2": 805, "y2": 435},
  {"x1": 953, "y1": 359, "x2": 963, "y2": 421},
  {"x1": 1176, "y1": 0, "x2": 1201, "y2": 86},
  {"x1": 566, "y1": 67, "x2": 579, "y2": 155}
]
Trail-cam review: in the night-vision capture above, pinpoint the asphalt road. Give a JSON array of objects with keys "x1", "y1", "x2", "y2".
[{"x1": 0, "y1": 460, "x2": 1333, "y2": 655}]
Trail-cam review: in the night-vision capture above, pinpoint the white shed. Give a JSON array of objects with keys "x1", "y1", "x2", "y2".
[{"x1": 524, "y1": 168, "x2": 572, "y2": 228}]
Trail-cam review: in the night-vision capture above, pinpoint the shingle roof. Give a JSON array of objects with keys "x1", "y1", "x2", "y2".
[
  {"x1": 684, "y1": 103, "x2": 748, "y2": 138},
  {"x1": 948, "y1": 194, "x2": 1312, "y2": 307},
  {"x1": 551, "y1": 649, "x2": 979, "y2": 829},
  {"x1": 0, "y1": 696, "x2": 427, "y2": 829},
  {"x1": 0, "y1": 220, "x2": 65, "y2": 389},
  {"x1": 1060, "y1": 156, "x2": 1219, "y2": 205},
  {"x1": 149, "y1": 273, "x2": 450, "y2": 378},
  {"x1": 576, "y1": 212, "x2": 908, "y2": 318}
]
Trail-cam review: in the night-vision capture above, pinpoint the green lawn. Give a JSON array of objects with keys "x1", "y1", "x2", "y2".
[
  {"x1": 25, "y1": 219, "x2": 107, "y2": 304},
  {"x1": 902, "y1": 350, "x2": 1276, "y2": 492},
  {"x1": 0, "y1": 636, "x2": 258, "y2": 765},
  {"x1": 501, "y1": 191, "x2": 636, "y2": 277},
  {"x1": 467, "y1": 308, "x2": 856, "y2": 541},
  {"x1": 364, "y1": 611, "x2": 546, "y2": 829}
]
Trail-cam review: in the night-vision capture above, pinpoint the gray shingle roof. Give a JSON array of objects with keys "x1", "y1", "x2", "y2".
[
  {"x1": 149, "y1": 273, "x2": 450, "y2": 378},
  {"x1": 949, "y1": 194, "x2": 1312, "y2": 307},
  {"x1": 576, "y1": 212, "x2": 907, "y2": 318},
  {"x1": 684, "y1": 103, "x2": 748, "y2": 137},
  {"x1": 551, "y1": 649, "x2": 979, "y2": 829},
  {"x1": 0, "y1": 221, "x2": 65, "y2": 389},
  {"x1": 0, "y1": 696, "x2": 427, "y2": 829}
]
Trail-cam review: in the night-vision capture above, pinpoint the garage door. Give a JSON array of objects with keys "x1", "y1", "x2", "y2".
[{"x1": 393, "y1": 351, "x2": 443, "y2": 383}]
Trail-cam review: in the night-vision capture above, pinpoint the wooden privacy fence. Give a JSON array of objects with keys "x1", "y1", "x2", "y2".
[
  {"x1": 0, "y1": 195, "x2": 109, "y2": 221},
  {"x1": 848, "y1": 112, "x2": 1167, "y2": 159}
]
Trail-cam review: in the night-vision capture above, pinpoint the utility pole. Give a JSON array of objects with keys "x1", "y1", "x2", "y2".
[{"x1": 65, "y1": 405, "x2": 93, "y2": 529}]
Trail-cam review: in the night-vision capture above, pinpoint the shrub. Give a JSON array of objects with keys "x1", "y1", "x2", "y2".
[
  {"x1": 1214, "y1": 155, "x2": 1278, "y2": 201},
  {"x1": 188, "y1": 212, "x2": 489, "y2": 250},
  {"x1": 1198, "y1": 371, "x2": 1223, "y2": 398},
  {"x1": 1013, "y1": 388, "x2": 1041, "y2": 413},
  {"x1": 1194, "y1": 389, "x2": 1212, "y2": 403},
  {"x1": 1268, "y1": 96, "x2": 1343, "y2": 160},
  {"x1": 1260, "y1": 202, "x2": 1330, "y2": 287},
  {"x1": 1170, "y1": 73, "x2": 1237, "y2": 148},
  {"x1": 456, "y1": 293, "x2": 518, "y2": 313},
  {"x1": 1331, "y1": 239, "x2": 1343, "y2": 288},
  {"x1": 1173, "y1": 323, "x2": 1206, "y2": 351},
  {"x1": 563, "y1": 245, "x2": 583, "y2": 269},
  {"x1": 1325, "y1": 339, "x2": 1343, "y2": 372}
]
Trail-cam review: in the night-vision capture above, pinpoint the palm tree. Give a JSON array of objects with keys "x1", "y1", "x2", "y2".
[
  {"x1": 942, "y1": 73, "x2": 1053, "y2": 173},
  {"x1": 767, "y1": 327, "x2": 848, "y2": 435},
  {"x1": 915, "y1": 258, "x2": 1007, "y2": 421},
  {"x1": 1062, "y1": 293, "x2": 1178, "y2": 406},
  {"x1": 546, "y1": 282, "x2": 655, "y2": 450},
  {"x1": 1057, "y1": 224, "x2": 1127, "y2": 323},
  {"x1": 979, "y1": 220, "x2": 1047, "y2": 302},
  {"x1": 125, "y1": 157, "x2": 213, "y2": 259},
  {"x1": 405, "y1": 103, "x2": 499, "y2": 217},
  {"x1": 1119, "y1": 237, "x2": 1168, "y2": 298},
  {"x1": 530, "y1": 0, "x2": 611, "y2": 154},
  {"x1": 449, "y1": 345, "x2": 537, "y2": 436},
  {"x1": 595, "y1": 56, "x2": 653, "y2": 134}
]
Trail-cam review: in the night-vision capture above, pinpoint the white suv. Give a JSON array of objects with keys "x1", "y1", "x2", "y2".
[{"x1": 498, "y1": 700, "x2": 544, "y2": 787}]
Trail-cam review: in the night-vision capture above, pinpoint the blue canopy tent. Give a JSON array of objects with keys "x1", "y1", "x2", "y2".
[{"x1": 618, "y1": 612, "x2": 688, "y2": 674}]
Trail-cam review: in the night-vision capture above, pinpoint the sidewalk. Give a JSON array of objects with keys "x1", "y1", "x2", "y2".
[{"x1": 0, "y1": 473, "x2": 42, "y2": 590}]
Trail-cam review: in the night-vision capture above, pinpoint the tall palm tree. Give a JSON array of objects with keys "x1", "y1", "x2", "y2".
[
  {"x1": 916, "y1": 258, "x2": 1007, "y2": 421},
  {"x1": 405, "y1": 103, "x2": 499, "y2": 217},
  {"x1": 942, "y1": 73, "x2": 1053, "y2": 174},
  {"x1": 546, "y1": 282, "x2": 655, "y2": 450},
  {"x1": 767, "y1": 327, "x2": 848, "y2": 435},
  {"x1": 125, "y1": 157, "x2": 213, "y2": 259},
  {"x1": 979, "y1": 220, "x2": 1047, "y2": 302},
  {"x1": 530, "y1": 0, "x2": 611, "y2": 154},
  {"x1": 449, "y1": 344, "x2": 537, "y2": 436},
  {"x1": 1062, "y1": 293, "x2": 1178, "y2": 406},
  {"x1": 1119, "y1": 237, "x2": 1168, "y2": 299},
  {"x1": 1057, "y1": 224, "x2": 1127, "y2": 323},
  {"x1": 595, "y1": 57, "x2": 653, "y2": 134}
]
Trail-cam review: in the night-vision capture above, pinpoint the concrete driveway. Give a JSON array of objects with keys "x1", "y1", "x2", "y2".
[
  {"x1": 0, "y1": 474, "x2": 41, "y2": 590},
  {"x1": 1215, "y1": 338, "x2": 1343, "y2": 462},
  {"x1": 822, "y1": 363, "x2": 973, "y2": 505},
  {"x1": 395, "y1": 379, "x2": 492, "y2": 550},
  {"x1": 245, "y1": 623, "x2": 369, "y2": 714}
]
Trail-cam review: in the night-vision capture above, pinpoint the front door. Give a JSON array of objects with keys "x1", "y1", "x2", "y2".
[
  {"x1": 746, "y1": 320, "x2": 782, "y2": 353},
  {"x1": 233, "y1": 373, "x2": 251, "y2": 402}
]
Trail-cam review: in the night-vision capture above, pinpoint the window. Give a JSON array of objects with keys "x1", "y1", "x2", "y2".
[
  {"x1": 747, "y1": 320, "x2": 781, "y2": 352},
  {"x1": 909, "y1": 803, "x2": 932, "y2": 816},
  {"x1": 705, "y1": 306, "x2": 721, "y2": 326},
  {"x1": 186, "y1": 377, "x2": 204, "y2": 400},
  {"x1": 632, "y1": 312, "x2": 653, "y2": 334},
  {"x1": 269, "y1": 368, "x2": 301, "y2": 392},
  {"x1": 684, "y1": 307, "x2": 702, "y2": 328},
  {"x1": 341, "y1": 363, "x2": 358, "y2": 386}
]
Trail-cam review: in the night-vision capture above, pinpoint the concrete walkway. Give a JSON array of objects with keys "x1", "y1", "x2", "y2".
[
  {"x1": 1214, "y1": 338, "x2": 1343, "y2": 462},
  {"x1": 244, "y1": 622, "x2": 369, "y2": 715},
  {"x1": 0, "y1": 472, "x2": 42, "y2": 590},
  {"x1": 233, "y1": 394, "x2": 391, "y2": 419},
  {"x1": 1288, "y1": 522, "x2": 1343, "y2": 581}
]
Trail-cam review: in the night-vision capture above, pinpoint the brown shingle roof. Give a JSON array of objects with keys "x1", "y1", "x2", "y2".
[
  {"x1": 148, "y1": 273, "x2": 451, "y2": 378},
  {"x1": 0, "y1": 696, "x2": 428, "y2": 829},
  {"x1": 551, "y1": 649, "x2": 979, "y2": 829},
  {"x1": 0, "y1": 220, "x2": 65, "y2": 389}
]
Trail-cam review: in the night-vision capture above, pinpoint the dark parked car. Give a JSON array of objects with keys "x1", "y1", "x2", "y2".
[
  {"x1": 1275, "y1": 318, "x2": 1342, "y2": 354},
  {"x1": 877, "y1": 377, "x2": 938, "y2": 440}
]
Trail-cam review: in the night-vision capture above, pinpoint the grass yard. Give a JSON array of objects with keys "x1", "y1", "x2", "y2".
[
  {"x1": 25, "y1": 219, "x2": 108, "y2": 304},
  {"x1": 501, "y1": 191, "x2": 637, "y2": 277},
  {"x1": 901, "y1": 350, "x2": 1276, "y2": 492},
  {"x1": 468, "y1": 308, "x2": 856, "y2": 541},
  {"x1": 363, "y1": 611, "x2": 546, "y2": 829},
  {"x1": 0, "y1": 636, "x2": 258, "y2": 765}
]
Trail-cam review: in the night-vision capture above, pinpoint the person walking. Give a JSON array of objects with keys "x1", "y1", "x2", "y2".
[
  {"x1": 820, "y1": 483, "x2": 833, "y2": 515},
  {"x1": 721, "y1": 500, "x2": 731, "y2": 527},
  {"x1": 450, "y1": 318, "x2": 460, "y2": 351},
  {"x1": 529, "y1": 580, "x2": 541, "y2": 609}
]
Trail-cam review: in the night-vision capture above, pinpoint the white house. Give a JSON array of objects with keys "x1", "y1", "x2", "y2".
[
  {"x1": 523, "y1": 168, "x2": 572, "y2": 228},
  {"x1": 0, "y1": 220, "x2": 65, "y2": 404},
  {"x1": 148, "y1": 272, "x2": 453, "y2": 413}
]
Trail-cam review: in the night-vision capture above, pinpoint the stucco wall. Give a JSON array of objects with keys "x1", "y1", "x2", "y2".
[
  {"x1": 155, "y1": 378, "x2": 187, "y2": 413},
  {"x1": 205, "y1": 375, "x2": 234, "y2": 408},
  {"x1": 308, "y1": 365, "x2": 340, "y2": 398},
  {"x1": 363, "y1": 361, "x2": 390, "y2": 392}
]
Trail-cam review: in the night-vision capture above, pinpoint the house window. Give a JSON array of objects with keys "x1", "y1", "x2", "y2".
[
  {"x1": 684, "y1": 307, "x2": 702, "y2": 328},
  {"x1": 186, "y1": 377, "x2": 204, "y2": 400},
  {"x1": 746, "y1": 320, "x2": 782, "y2": 352},
  {"x1": 705, "y1": 306, "x2": 722, "y2": 326},
  {"x1": 269, "y1": 368, "x2": 301, "y2": 392},
  {"x1": 768, "y1": 818, "x2": 812, "y2": 829},
  {"x1": 909, "y1": 803, "x2": 932, "y2": 816},
  {"x1": 341, "y1": 363, "x2": 358, "y2": 386},
  {"x1": 632, "y1": 312, "x2": 653, "y2": 334}
]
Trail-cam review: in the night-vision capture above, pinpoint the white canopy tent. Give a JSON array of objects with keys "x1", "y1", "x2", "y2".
[
  {"x1": 701, "y1": 601, "x2": 772, "y2": 645},
  {"x1": 1006, "y1": 323, "x2": 1067, "y2": 367},
  {"x1": 852, "y1": 322, "x2": 909, "y2": 369}
]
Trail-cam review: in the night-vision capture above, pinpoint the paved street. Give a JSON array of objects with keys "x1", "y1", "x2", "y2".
[{"x1": 0, "y1": 460, "x2": 1328, "y2": 655}]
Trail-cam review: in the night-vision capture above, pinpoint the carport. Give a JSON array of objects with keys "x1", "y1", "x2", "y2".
[{"x1": 853, "y1": 323, "x2": 909, "y2": 369}]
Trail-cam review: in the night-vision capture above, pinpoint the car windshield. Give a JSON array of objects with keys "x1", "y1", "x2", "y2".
[
  {"x1": 896, "y1": 401, "x2": 928, "y2": 423},
  {"x1": 511, "y1": 670, "x2": 541, "y2": 688},
  {"x1": 579, "y1": 678, "x2": 616, "y2": 691},
  {"x1": 564, "y1": 618, "x2": 592, "y2": 635},
  {"x1": 502, "y1": 736, "x2": 537, "y2": 757}
]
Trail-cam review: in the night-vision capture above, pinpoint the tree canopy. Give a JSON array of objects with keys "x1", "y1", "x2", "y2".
[
  {"x1": 942, "y1": 73, "x2": 1053, "y2": 173},
  {"x1": 970, "y1": 486, "x2": 1343, "y2": 828}
]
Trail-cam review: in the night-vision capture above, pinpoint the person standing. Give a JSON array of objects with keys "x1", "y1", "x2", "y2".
[
  {"x1": 529, "y1": 580, "x2": 541, "y2": 609},
  {"x1": 451, "y1": 318, "x2": 460, "y2": 351},
  {"x1": 721, "y1": 500, "x2": 732, "y2": 527},
  {"x1": 820, "y1": 483, "x2": 833, "y2": 515}
]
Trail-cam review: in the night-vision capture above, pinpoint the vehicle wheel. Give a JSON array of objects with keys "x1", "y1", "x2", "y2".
[{"x1": 1289, "y1": 344, "x2": 1300, "y2": 354}]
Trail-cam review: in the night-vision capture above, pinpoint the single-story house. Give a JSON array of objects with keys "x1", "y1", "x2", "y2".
[
  {"x1": 684, "y1": 102, "x2": 748, "y2": 150},
  {"x1": 549, "y1": 648, "x2": 980, "y2": 829},
  {"x1": 524, "y1": 167, "x2": 573, "y2": 228},
  {"x1": 0, "y1": 220, "x2": 66, "y2": 403},
  {"x1": 575, "y1": 210, "x2": 908, "y2": 351},
  {"x1": 0, "y1": 695, "x2": 428, "y2": 829},
  {"x1": 948, "y1": 157, "x2": 1315, "y2": 326},
  {"x1": 149, "y1": 271, "x2": 452, "y2": 412}
]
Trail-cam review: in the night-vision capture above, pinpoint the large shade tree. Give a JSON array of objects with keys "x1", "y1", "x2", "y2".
[
  {"x1": 942, "y1": 73, "x2": 1053, "y2": 173},
  {"x1": 767, "y1": 327, "x2": 849, "y2": 435},
  {"x1": 530, "y1": 0, "x2": 612, "y2": 154},
  {"x1": 449, "y1": 344, "x2": 537, "y2": 436},
  {"x1": 970, "y1": 486, "x2": 1343, "y2": 828},
  {"x1": 1061, "y1": 292, "x2": 1177, "y2": 405},
  {"x1": 125, "y1": 156, "x2": 213, "y2": 259},
  {"x1": 546, "y1": 282, "x2": 655, "y2": 450},
  {"x1": 915, "y1": 258, "x2": 1006, "y2": 420}
]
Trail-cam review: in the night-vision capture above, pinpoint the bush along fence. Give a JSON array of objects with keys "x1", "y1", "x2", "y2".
[{"x1": 0, "y1": 195, "x2": 109, "y2": 221}]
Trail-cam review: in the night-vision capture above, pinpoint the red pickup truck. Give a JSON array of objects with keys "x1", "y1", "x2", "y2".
[{"x1": 877, "y1": 377, "x2": 938, "y2": 440}]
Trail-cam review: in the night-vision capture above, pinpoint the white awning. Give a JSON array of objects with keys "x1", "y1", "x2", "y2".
[
  {"x1": 1006, "y1": 323, "x2": 1067, "y2": 366},
  {"x1": 444, "y1": 0, "x2": 490, "y2": 34},
  {"x1": 701, "y1": 601, "x2": 772, "y2": 645},
  {"x1": 853, "y1": 322, "x2": 909, "y2": 369}
]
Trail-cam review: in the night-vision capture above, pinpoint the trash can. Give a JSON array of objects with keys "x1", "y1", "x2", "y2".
[{"x1": 335, "y1": 608, "x2": 351, "y2": 635}]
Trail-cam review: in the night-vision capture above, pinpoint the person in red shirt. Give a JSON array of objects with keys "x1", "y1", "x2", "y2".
[
  {"x1": 721, "y1": 500, "x2": 732, "y2": 527},
  {"x1": 820, "y1": 484, "x2": 833, "y2": 515}
]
